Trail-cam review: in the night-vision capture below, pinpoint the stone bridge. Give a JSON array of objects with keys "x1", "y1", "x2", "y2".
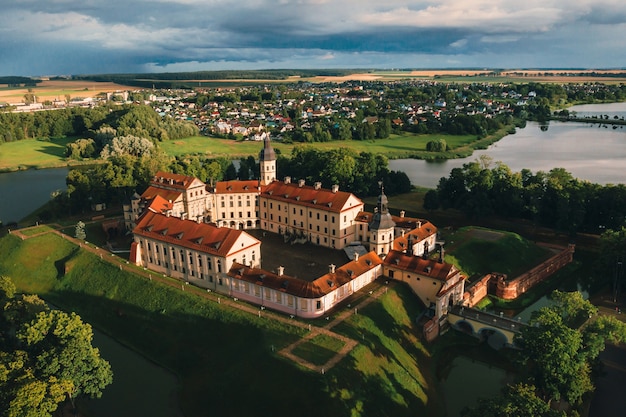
[{"x1": 447, "y1": 305, "x2": 527, "y2": 349}]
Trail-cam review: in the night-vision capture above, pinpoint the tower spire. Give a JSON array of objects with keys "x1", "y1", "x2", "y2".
[{"x1": 259, "y1": 134, "x2": 276, "y2": 185}]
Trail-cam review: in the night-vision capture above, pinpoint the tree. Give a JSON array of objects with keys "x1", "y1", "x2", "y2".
[
  {"x1": 517, "y1": 307, "x2": 592, "y2": 404},
  {"x1": 423, "y1": 189, "x2": 440, "y2": 211},
  {"x1": 516, "y1": 290, "x2": 626, "y2": 406},
  {"x1": 100, "y1": 135, "x2": 155, "y2": 159},
  {"x1": 74, "y1": 221, "x2": 86, "y2": 241},
  {"x1": 426, "y1": 138, "x2": 447, "y2": 152},
  {"x1": 0, "y1": 278, "x2": 112, "y2": 416},
  {"x1": 461, "y1": 383, "x2": 565, "y2": 417}
]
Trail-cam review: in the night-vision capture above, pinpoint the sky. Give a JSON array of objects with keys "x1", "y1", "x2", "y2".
[{"x1": 1, "y1": 0, "x2": 625, "y2": 76}]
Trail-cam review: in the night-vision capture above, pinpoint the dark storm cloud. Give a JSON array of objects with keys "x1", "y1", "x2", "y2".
[{"x1": 1, "y1": 1, "x2": 625, "y2": 75}]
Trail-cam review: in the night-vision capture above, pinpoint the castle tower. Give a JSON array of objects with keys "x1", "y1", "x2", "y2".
[
  {"x1": 259, "y1": 134, "x2": 276, "y2": 186},
  {"x1": 369, "y1": 182, "x2": 396, "y2": 256}
]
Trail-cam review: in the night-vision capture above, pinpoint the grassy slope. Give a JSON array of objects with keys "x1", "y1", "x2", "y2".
[
  {"x1": 0, "y1": 232, "x2": 442, "y2": 417},
  {"x1": 443, "y1": 226, "x2": 552, "y2": 278}
]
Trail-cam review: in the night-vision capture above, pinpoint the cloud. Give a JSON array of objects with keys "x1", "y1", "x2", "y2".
[{"x1": 1, "y1": 0, "x2": 625, "y2": 75}]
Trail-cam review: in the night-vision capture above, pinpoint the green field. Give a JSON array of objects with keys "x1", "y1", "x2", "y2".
[
  {"x1": 0, "y1": 125, "x2": 512, "y2": 171},
  {"x1": 158, "y1": 130, "x2": 496, "y2": 160},
  {"x1": 0, "y1": 137, "x2": 81, "y2": 171}
]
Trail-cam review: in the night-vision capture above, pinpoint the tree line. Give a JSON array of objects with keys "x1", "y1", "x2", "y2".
[
  {"x1": 0, "y1": 104, "x2": 198, "y2": 146},
  {"x1": 427, "y1": 157, "x2": 626, "y2": 235}
]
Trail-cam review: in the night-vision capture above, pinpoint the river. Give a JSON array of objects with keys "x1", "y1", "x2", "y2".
[
  {"x1": 81, "y1": 330, "x2": 182, "y2": 417},
  {"x1": 0, "y1": 168, "x2": 68, "y2": 224}
]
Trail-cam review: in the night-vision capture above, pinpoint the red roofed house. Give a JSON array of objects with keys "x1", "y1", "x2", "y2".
[
  {"x1": 383, "y1": 250, "x2": 465, "y2": 319},
  {"x1": 130, "y1": 210, "x2": 261, "y2": 291},
  {"x1": 227, "y1": 251, "x2": 383, "y2": 318}
]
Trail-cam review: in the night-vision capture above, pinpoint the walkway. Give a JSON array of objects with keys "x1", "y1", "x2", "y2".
[{"x1": 10, "y1": 224, "x2": 391, "y2": 373}]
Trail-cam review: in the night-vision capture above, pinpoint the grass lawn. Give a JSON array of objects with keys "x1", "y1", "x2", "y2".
[
  {"x1": 157, "y1": 129, "x2": 505, "y2": 160},
  {"x1": 0, "y1": 232, "x2": 446, "y2": 417},
  {"x1": 0, "y1": 123, "x2": 513, "y2": 171},
  {"x1": 331, "y1": 284, "x2": 445, "y2": 416},
  {"x1": 0, "y1": 137, "x2": 78, "y2": 171},
  {"x1": 18, "y1": 224, "x2": 55, "y2": 236},
  {"x1": 292, "y1": 334, "x2": 346, "y2": 366},
  {"x1": 442, "y1": 226, "x2": 553, "y2": 279}
]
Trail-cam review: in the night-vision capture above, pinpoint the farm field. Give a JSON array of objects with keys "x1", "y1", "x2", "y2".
[
  {"x1": 3, "y1": 70, "x2": 626, "y2": 105},
  {"x1": 0, "y1": 79, "x2": 136, "y2": 104}
]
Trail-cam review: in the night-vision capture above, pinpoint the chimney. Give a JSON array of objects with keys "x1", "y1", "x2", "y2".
[
  {"x1": 329, "y1": 264, "x2": 336, "y2": 274},
  {"x1": 400, "y1": 210, "x2": 405, "y2": 218},
  {"x1": 278, "y1": 266, "x2": 285, "y2": 276},
  {"x1": 439, "y1": 245, "x2": 445, "y2": 263},
  {"x1": 298, "y1": 179, "x2": 305, "y2": 187},
  {"x1": 401, "y1": 230, "x2": 405, "y2": 237},
  {"x1": 331, "y1": 184, "x2": 339, "y2": 193},
  {"x1": 417, "y1": 220, "x2": 422, "y2": 228},
  {"x1": 354, "y1": 252, "x2": 359, "y2": 261},
  {"x1": 314, "y1": 182, "x2": 322, "y2": 190},
  {"x1": 284, "y1": 176, "x2": 291, "y2": 184}
]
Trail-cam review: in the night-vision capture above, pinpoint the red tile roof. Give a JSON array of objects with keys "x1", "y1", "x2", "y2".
[
  {"x1": 151, "y1": 171, "x2": 202, "y2": 190},
  {"x1": 145, "y1": 195, "x2": 173, "y2": 214},
  {"x1": 393, "y1": 222, "x2": 437, "y2": 251},
  {"x1": 141, "y1": 185, "x2": 182, "y2": 203},
  {"x1": 384, "y1": 250, "x2": 457, "y2": 281},
  {"x1": 261, "y1": 181, "x2": 362, "y2": 213},
  {"x1": 133, "y1": 211, "x2": 259, "y2": 257},
  {"x1": 213, "y1": 180, "x2": 262, "y2": 194},
  {"x1": 355, "y1": 212, "x2": 434, "y2": 232},
  {"x1": 228, "y1": 251, "x2": 382, "y2": 299}
]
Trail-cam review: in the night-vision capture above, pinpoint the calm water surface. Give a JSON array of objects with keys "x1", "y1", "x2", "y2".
[
  {"x1": 390, "y1": 119, "x2": 626, "y2": 188},
  {"x1": 82, "y1": 330, "x2": 182, "y2": 417},
  {"x1": 0, "y1": 168, "x2": 68, "y2": 224}
]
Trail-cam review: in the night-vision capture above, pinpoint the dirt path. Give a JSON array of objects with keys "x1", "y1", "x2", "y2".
[{"x1": 11, "y1": 225, "x2": 390, "y2": 373}]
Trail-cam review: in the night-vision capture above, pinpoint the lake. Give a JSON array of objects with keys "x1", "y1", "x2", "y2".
[{"x1": 389, "y1": 102, "x2": 626, "y2": 188}]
